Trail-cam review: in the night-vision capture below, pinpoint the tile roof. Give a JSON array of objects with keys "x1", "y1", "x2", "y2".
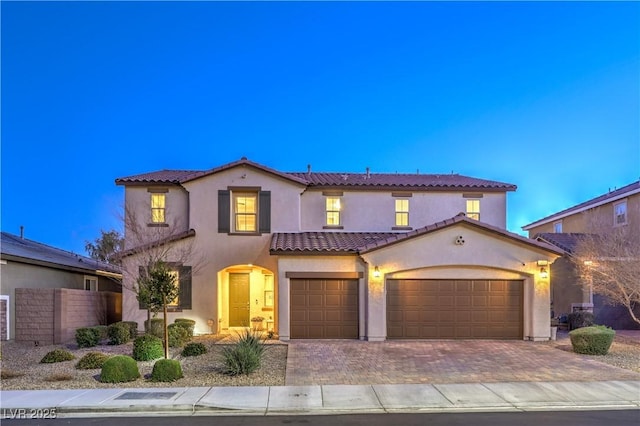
[
  {"x1": 286, "y1": 172, "x2": 516, "y2": 190},
  {"x1": 270, "y1": 232, "x2": 398, "y2": 254},
  {"x1": 115, "y1": 158, "x2": 516, "y2": 191},
  {"x1": 523, "y1": 180, "x2": 640, "y2": 230},
  {"x1": 1, "y1": 232, "x2": 121, "y2": 274},
  {"x1": 270, "y1": 215, "x2": 563, "y2": 256},
  {"x1": 118, "y1": 229, "x2": 197, "y2": 259},
  {"x1": 534, "y1": 232, "x2": 597, "y2": 255}
]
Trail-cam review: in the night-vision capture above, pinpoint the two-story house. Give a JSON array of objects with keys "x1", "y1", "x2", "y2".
[
  {"x1": 523, "y1": 180, "x2": 640, "y2": 329},
  {"x1": 116, "y1": 158, "x2": 561, "y2": 341}
]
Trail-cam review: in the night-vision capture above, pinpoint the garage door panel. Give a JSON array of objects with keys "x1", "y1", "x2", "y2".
[
  {"x1": 290, "y1": 279, "x2": 358, "y2": 339},
  {"x1": 387, "y1": 279, "x2": 523, "y2": 339}
]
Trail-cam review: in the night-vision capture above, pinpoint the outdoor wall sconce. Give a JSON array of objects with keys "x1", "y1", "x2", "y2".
[
  {"x1": 373, "y1": 266, "x2": 381, "y2": 278},
  {"x1": 539, "y1": 267, "x2": 548, "y2": 279},
  {"x1": 537, "y1": 260, "x2": 549, "y2": 279}
]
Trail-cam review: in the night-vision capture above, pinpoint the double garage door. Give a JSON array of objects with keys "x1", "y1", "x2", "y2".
[
  {"x1": 290, "y1": 279, "x2": 358, "y2": 339},
  {"x1": 289, "y1": 278, "x2": 522, "y2": 339},
  {"x1": 387, "y1": 279, "x2": 523, "y2": 339}
]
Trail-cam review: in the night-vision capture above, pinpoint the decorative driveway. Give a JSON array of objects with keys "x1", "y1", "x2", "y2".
[{"x1": 284, "y1": 338, "x2": 640, "y2": 385}]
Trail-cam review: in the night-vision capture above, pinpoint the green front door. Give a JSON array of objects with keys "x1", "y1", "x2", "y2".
[{"x1": 229, "y1": 273, "x2": 250, "y2": 326}]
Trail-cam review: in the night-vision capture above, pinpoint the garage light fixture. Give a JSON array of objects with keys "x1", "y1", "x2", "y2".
[
  {"x1": 373, "y1": 266, "x2": 381, "y2": 278},
  {"x1": 537, "y1": 260, "x2": 549, "y2": 279}
]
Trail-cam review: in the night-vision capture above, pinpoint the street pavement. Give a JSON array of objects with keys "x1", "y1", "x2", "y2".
[{"x1": 1, "y1": 380, "x2": 639, "y2": 418}]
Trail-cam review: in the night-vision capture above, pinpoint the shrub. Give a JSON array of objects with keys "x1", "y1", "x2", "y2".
[
  {"x1": 94, "y1": 325, "x2": 109, "y2": 341},
  {"x1": 40, "y1": 348, "x2": 75, "y2": 363},
  {"x1": 568, "y1": 311, "x2": 595, "y2": 330},
  {"x1": 76, "y1": 352, "x2": 111, "y2": 369},
  {"x1": 122, "y1": 321, "x2": 139, "y2": 339},
  {"x1": 220, "y1": 329, "x2": 266, "y2": 376},
  {"x1": 174, "y1": 318, "x2": 195, "y2": 338},
  {"x1": 145, "y1": 318, "x2": 165, "y2": 338},
  {"x1": 569, "y1": 325, "x2": 616, "y2": 355},
  {"x1": 182, "y1": 342, "x2": 207, "y2": 357},
  {"x1": 133, "y1": 334, "x2": 164, "y2": 361},
  {"x1": 76, "y1": 327, "x2": 100, "y2": 348},
  {"x1": 168, "y1": 323, "x2": 190, "y2": 347},
  {"x1": 100, "y1": 355, "x2": 140, "y2": 383},
  {"x1": 44, "y1": 373, "x2": 74, "y2": 382},
  {"x1": 150, "y1": 359, "x2": 183, "y2": 382},
  {"x1": 108, "y1": 322, "x2": 131, "y2": 345}
]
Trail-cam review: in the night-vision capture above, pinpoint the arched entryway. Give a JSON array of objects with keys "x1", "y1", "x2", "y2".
[{"x1": 217, "y1": 264, "x2": 275, "y2": 333}]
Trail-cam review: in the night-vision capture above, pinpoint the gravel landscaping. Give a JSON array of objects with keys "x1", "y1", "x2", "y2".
[
  {"x1": 0, "y1": 335, "x2": 287, "y2": 390},
  {"x1": 1, "y1": 332, "x2": 638, "y2": 391},
  {"x1": 548, "y1": 332, "x2": 640, "y2": 374}
]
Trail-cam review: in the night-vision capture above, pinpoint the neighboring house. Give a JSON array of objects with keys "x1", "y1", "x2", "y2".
[
  {"x1": 116, "y1": 158, "x2": 562, "y2": 341},
  {"x1": 523, "y1": 181, "x2": 640, "y2": 329},
  {"x1": 0, "y1": 231, "x2": 122, "y2": 340}
]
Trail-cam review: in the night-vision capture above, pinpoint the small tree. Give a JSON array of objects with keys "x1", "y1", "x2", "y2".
[
  {"x1": 85, "y1": 229, "x2": 124, "y2": 265},
  {"x1": 139, "y1": 262, "x2": 179, "y2": 359},
  {"x1": 572, "y1": 216, "x2": 640, "y2": 326}
]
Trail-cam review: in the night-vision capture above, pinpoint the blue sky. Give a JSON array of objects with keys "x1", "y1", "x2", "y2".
[{"x1": 2, "y1": 1, "x2": 639, "y2": 255}]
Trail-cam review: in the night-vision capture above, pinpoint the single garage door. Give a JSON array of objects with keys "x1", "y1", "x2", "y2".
[
  {"x1": 290, "y1": 278, "x2": 358, "y2": 339},
  {"x1": 387, "y1": 279, "x2": 523, "y2": 339}
]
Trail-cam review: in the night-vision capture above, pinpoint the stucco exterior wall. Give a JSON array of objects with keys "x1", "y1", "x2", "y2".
[
  {"x1": 526, "y1": 192, "x2": 639, "y2": 239},
  {"x1": 361, "y1": 223, "x2": 558, "y2": 341},
  {"x1": 300, "y1": 190, "x2": 507, "y2": 231},
  {"x1": 123, "y1": 184, "x2": 190, "y2": 249}
]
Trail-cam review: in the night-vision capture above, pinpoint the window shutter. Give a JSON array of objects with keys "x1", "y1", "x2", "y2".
[
  {"x1": 218, "y1": 190, "x2": 230, "y2": 233},
  {"x1": 138, "y1": 266, "x2": 147, "y2": 309},
  {"x1": 179, "y1": 265, "x2": 192, "y2": 310},
  {"x1": 259, "y1": 190, "x2": 271, "y2": 233}
]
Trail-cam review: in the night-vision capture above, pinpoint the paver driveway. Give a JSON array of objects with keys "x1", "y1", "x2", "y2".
[{"x1": 284, "y1": 339, "x2": 640, "y2": 385}]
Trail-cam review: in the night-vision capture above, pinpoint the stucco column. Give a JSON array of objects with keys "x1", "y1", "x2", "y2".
[
  {"x1": 530, "y1": 275, "x2": 551, "y2": 341},
  {"x1": 366, "y1": 270, "x2": 386, "y2": 341}
]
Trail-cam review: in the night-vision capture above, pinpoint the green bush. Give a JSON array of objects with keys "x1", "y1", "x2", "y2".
[
  {"x1": 182, "y1": 342, "x2": 207, "y2": 357},
  {"x1": 40, "y1": 348, "x2": 75, "y2": 363},
  {"x1": 75, "y1": 327, "x2": 100, "y2": 348},
  {"x1": 168, "y1": 323, "x2": 190, "y2": 347},
  {"x1": 94, "y1": 325, "x2": 109, "y2": 341},
  {"x1": 108, "y1": 322, "x2": 131, "y2": 345},
  {"x1": 76, "y1": 352, "x2": 111, "y2": 369},
  {"x1": 174, "y1": 318, "x2": 195, "y2": 338},
  {"x1": 145, "y1": 318, "x2": 165, "y2": 338},
  {"x1": 100, "y1": 355, "x2": 140, "y2": 383},
  {"x1": 569, "y1": 325, "x2": 616, "y2": 355},
  {"x1": 220, "y1": 329, "x2": 266, "y2": 375},
  {"x1": 122, "y1": 321, "x2": 139, "y2": 339},
  {"x1": 150, "y1": 359, "x2": 183, "y2": 382},
  {"x1": 568, "y1": 311, "x2": 595, "y2": 330},
  {"x1": 133, "y1": 334, "x2": 164, "y2": 361}
]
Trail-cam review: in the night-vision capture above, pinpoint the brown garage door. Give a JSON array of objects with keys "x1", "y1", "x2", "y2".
[
  {"x1": 387, "y1": 279, "x2": 523, "y2": 339},
  {"x1": 290, "y1": 279, "x2": 358, "y2": 339}
]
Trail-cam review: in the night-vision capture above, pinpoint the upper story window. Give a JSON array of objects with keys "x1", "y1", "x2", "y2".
[
  {"x1": 326, "y1": 197, "x2": 341, "y2": 226},
  {"x1": 234, "y1": 192, "x2": 257, "y2": 232},
  {"x1": 395, "y1": 199, "x2": 409, "y2": 227},
  {"x1": 84, "y1": 276, "x2": 98, "y2": 291},
  {"x1": 553, "y1": 221, "x2": 563, "y2": 233},
  {"x1": 614, "y1": 200, "x2": 627, "y2": 226},
  {"x1": 150, "y1": 193, "x2": 166, "y2": 223},
  {"x1": 218, "y1": 189, "x2": 271, "y2": 234},
  {"x1": 466, "y1": 199, "x2": 480, "y2": 221}
]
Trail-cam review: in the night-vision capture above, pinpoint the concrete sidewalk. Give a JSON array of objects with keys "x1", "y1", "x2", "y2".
[{"x1": 1, "y1": 380, "x2": 639, "y2": 418}]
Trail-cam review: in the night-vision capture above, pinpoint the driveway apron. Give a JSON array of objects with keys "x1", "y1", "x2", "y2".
[{"x1": 284, "y1": 340, "x2": 640, "y2": 385}]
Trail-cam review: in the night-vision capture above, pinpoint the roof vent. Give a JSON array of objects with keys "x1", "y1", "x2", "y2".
[
  {"x1": 366, "y1": 167, "x2": 370, "y2": 179},
  {"x1": 20, "y1": 225, "x2": 24, "y2": 239},
  {"x1": 307, "y1": 164, "x2": 311, "y2": 175},
  {"x1": 341, "y1": 174, "x2": 349, "y2": 181}
]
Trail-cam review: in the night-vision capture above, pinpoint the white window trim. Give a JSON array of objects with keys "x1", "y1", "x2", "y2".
[
  {"x1": 553, "y1": 220, "x2": 563, "y2": 233},
  {"x1": 1, "y1": 295, "x2": 9, "y2": 340},
  {"x1": 84, "y1": 276, "x2": 98, "y2": 291},
  {"x1": 613, "y1": 200, "x2": 628, "y2": 226},
  {"x1": 232, "y1": 191, "x2": 259, "y2": 233},
  {"x1": 395, "y1": 198, "x2": 410, "y2": 227},
  {"x1": 325, "y1": 196, "x2": 342, "y2": 226}
]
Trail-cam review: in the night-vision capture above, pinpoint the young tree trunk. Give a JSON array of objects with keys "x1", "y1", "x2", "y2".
[{"x1": 163, "y1": 294, "x2": 169, "y2": 359}]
